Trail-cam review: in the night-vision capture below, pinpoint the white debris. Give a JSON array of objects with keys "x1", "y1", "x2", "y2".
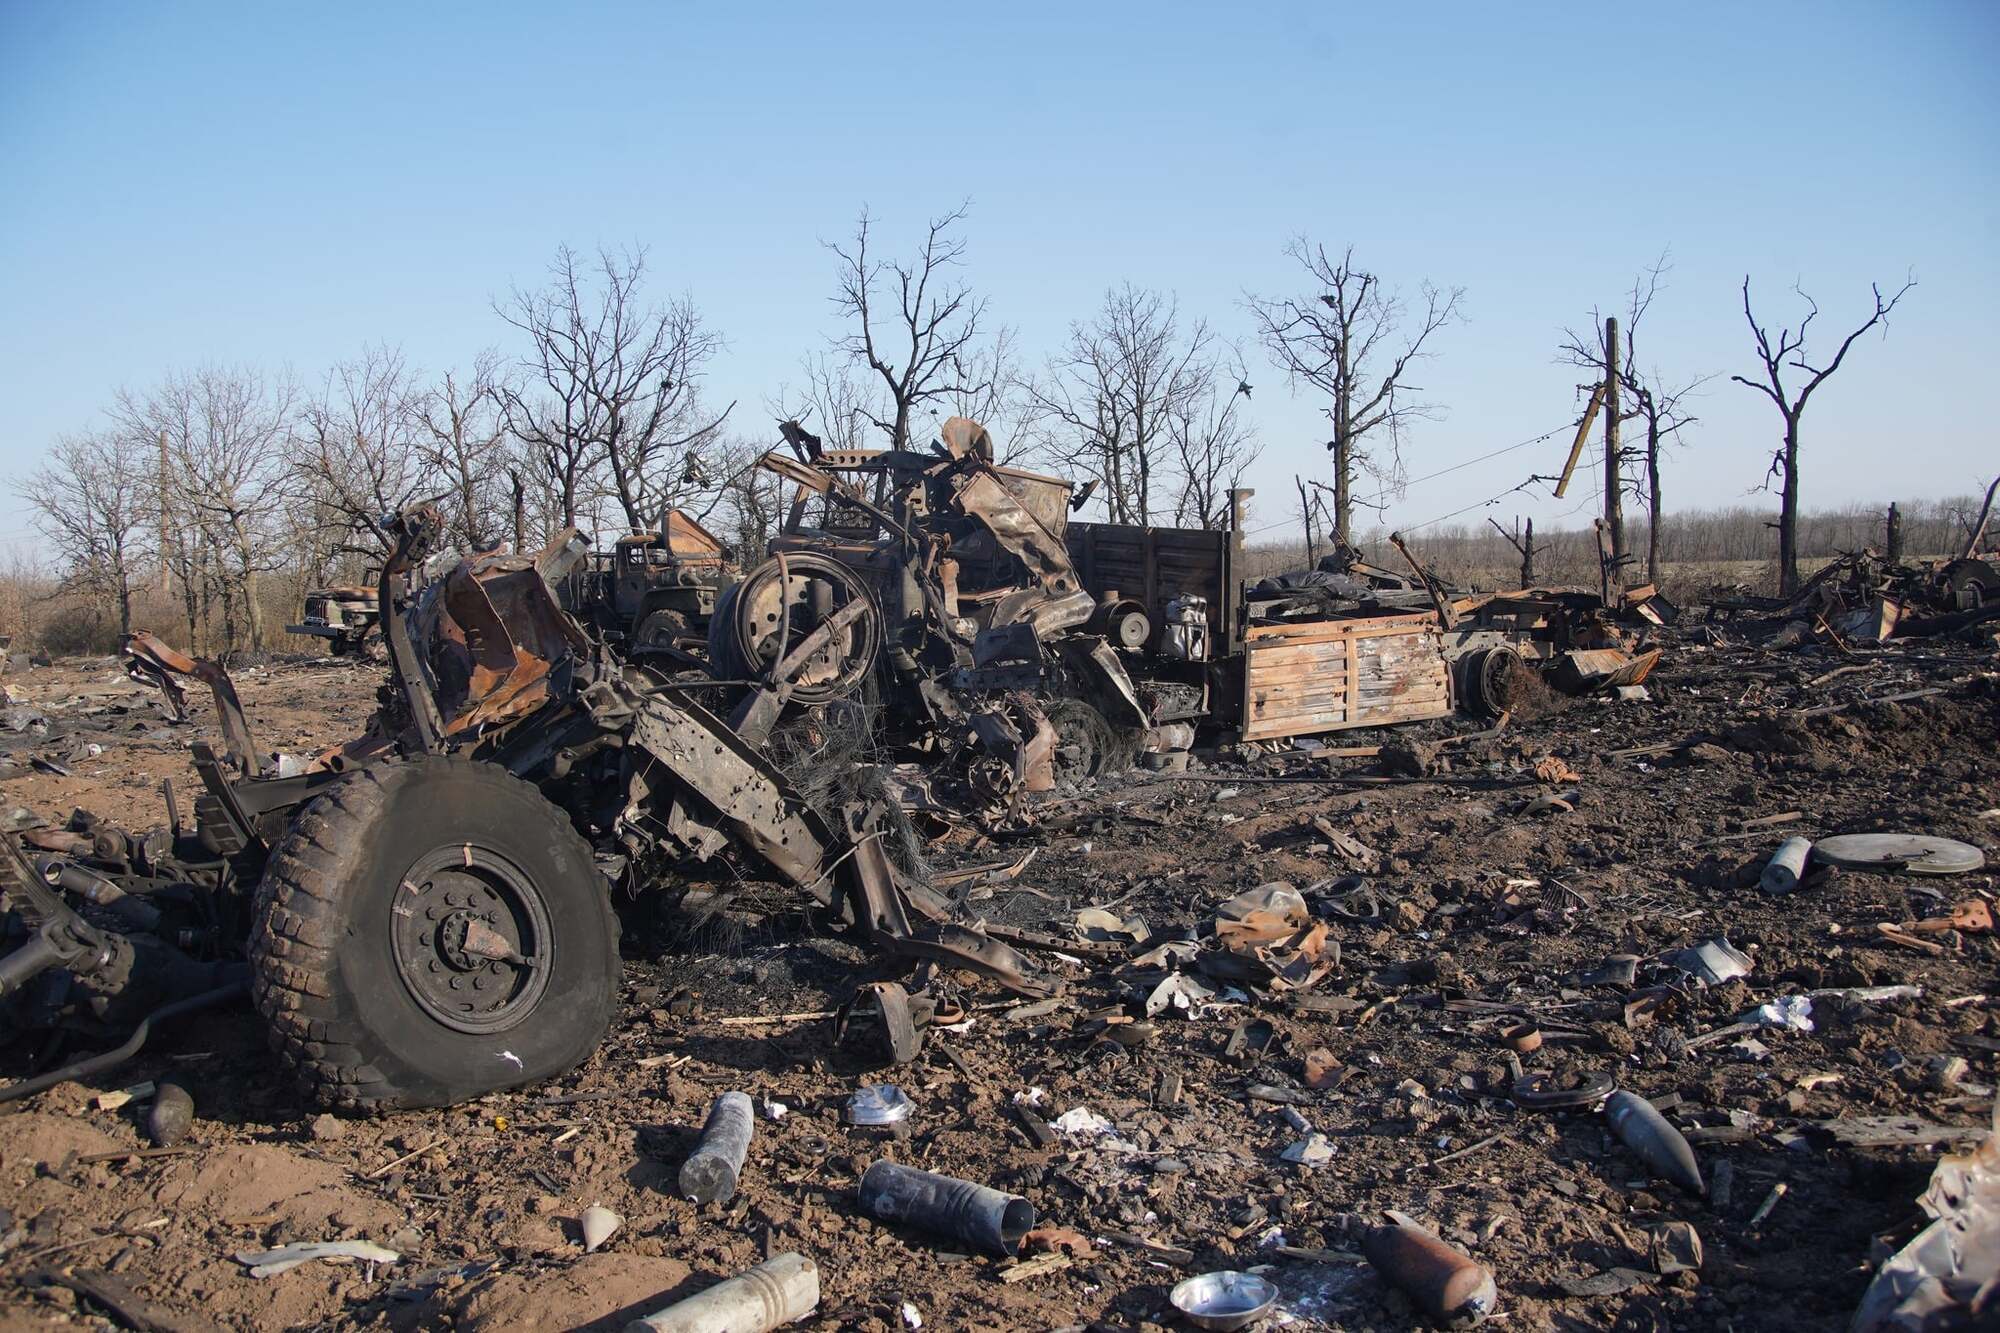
[
  {"x1": 1745, "y1": 995, "x2": 1815, "y2": 1031},
  {"x1": 1145, "y1": 973, "x2": 1216, "y2": 1017},
  {"x1": 1281, "y1": 1133, "x2": 1336, "y2": 1166},
  {"x1": 580, "y1": 1204, "x2": 621, "y2": 1252},
  {"x1": 1052, "y1": 1107, "x2": 1116, "y2": 1137},
  {"x1": 235, "y1": 1241, "x2": 401, "y2": 1278}
]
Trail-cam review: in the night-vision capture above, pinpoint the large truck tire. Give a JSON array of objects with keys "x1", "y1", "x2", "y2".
[{"x1": 250, "y1": 756, "x2": 619, "y2": 1111}]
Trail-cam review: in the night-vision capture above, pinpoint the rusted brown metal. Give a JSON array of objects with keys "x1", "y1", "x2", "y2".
[
  {"x1": 123, "y1": 631, "x2": 263, "y2": 776},
  {"x1": 411, "y1": 531, "x2": 593, "y2": 737}
]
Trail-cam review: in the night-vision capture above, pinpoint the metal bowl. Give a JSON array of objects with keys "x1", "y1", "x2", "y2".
[{"x1": 1169, "y1": 1270, "x2": 1279, "y2": 1331}]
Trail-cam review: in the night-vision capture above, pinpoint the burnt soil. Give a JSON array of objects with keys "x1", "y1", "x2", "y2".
[{"x1": 1, "y1": 631, "x2": 1996, "y2": 1332}]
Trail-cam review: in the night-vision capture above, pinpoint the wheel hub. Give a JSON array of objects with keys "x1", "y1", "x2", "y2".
[{"x1": 391, "y1": 849, "x2": 551, "y2": 1034}]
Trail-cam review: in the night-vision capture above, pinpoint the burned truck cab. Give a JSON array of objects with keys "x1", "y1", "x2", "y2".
[{"x1": 716, "y1": 420, "x2": 1154, "y2": 793}]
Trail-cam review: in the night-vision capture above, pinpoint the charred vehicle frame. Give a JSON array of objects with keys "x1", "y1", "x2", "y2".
[{"x1": 2, "y1": 506, "x2": 1051, "y2": 1111}]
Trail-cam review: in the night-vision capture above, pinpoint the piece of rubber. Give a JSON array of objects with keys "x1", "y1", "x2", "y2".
[{"x1": 1512, "y1": 1070, "x2": 1615, "y2": 1109}]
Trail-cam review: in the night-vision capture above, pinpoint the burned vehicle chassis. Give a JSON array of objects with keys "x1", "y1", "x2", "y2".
[{"x1": 2, "y1": 507, "x2": 1049, "y2": 1112}]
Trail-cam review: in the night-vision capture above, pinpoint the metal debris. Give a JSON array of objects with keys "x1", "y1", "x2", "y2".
[
  {"x1": 234, "y1": 1240, "x2": 401, "y2": 1278},
  {"x1": 624, "y1": 1251, "x2": 819, "y2": 1333},
  {"x1": 1760, "y1": 836, "x2": 1813, "y2": 894},
  {"x1": 1604, "y1": 1090, "x2": 1705, "y2": 1195},
  {"x1": 856, "y1": 1161, "x2": 1036, "y2": 1257},
  {"x1": 1168, "y1": 1270, "x2": 1279, "y2": 1331},
  {"x1": 1810, "y1": 833, "x2": 1985, "y2": 876},
  {"x1": 1363, "y1": 1220, "x2": 1498, "y2": 1324},
  {"x1": 844, "y1": 1085, "x2": 914, "y2": 1127},
  {"x1": 680, "y1": 1091, "x2": 755, "y2": 1205}
]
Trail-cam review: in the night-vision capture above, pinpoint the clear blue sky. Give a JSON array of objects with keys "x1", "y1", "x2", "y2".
[{"x1": 1, "y1": 0, "x2": 1993, "y2": 555}]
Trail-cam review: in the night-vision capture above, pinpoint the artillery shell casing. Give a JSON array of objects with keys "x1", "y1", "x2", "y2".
[{"x1": 1363, "y1": 1222, "x2": 1497, "y2": 1321}]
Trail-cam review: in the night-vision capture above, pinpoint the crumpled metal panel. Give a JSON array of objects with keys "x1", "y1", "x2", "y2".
[
  {"x1": 414, "y1": 534, "x2": 592, "y2": 737},
  {"x1": 949, "y1": 466, "x2": 1093, "y2": 634},
  {"x1": 123, "y1": 631, "x2": 263, "y2": 776}
]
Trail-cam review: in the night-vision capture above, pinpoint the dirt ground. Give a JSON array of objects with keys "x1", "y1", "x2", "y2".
[{"x1": 1, "y1": 629, "x2": 1996, "y2": 1332}]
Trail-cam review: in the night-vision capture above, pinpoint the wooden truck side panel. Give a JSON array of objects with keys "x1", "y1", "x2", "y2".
[{"x1": 1238, "y1": 614, "x2": 1453, "y2": 740}]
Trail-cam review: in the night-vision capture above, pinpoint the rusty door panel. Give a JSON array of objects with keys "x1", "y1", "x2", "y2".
[{"x1": 1240, "y1": 613, "x2": 1453, "y2": 740}]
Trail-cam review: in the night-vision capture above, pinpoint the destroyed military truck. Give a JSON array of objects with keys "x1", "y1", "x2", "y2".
[
  {"x1": 712, "y1": 418, "x2": 1156, "y2": 795},
  {"x1": 285, "y1": 581, "x2": 380, "y2": 656},
  {"x1": 567, "y1": 509, "x2": 733, "y2": 666},
  {"x1": 0, "y1": 506, "x2": 1050, "y2": 1112},
  {"x1": 733, "y1": 417, "x2": 1667, "y2": 770}
]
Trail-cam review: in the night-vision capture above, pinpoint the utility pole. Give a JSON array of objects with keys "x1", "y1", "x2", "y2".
[{"x1": 1603, "y1": 316, "x2": 1626, "y2": 582}]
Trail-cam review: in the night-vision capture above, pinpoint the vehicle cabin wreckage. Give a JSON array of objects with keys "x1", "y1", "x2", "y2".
[{"x1": 0, "y1": 418, "x2": 1669, "y2": 1112}]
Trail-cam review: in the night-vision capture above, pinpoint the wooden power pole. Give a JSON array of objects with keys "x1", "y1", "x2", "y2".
[{"x1": 1603, "y1": 316, "x2": 1626, "y2": 581}]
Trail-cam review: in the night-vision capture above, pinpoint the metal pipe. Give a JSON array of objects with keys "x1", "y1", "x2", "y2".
[
  {"x1": 1759, "y1": 836, "x2": 1812, "y2": 895},
  {"x1": 623, "y1": 1252, "x2": 819, "y2": 1333},
  {"x1": 856, "y1": 1161, "x2": 1035, "y2": 1256},
  {"x1": 679, "y1": 1091, "x2": 754, "y2": 1204},
  {"x1": 38, "y1": 857, "x2": 161, "y2": 933}
]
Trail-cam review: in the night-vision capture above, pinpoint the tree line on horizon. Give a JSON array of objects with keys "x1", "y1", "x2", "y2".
[{"x1": 7, "y1": 204, "x2": 1934, "y2": 656}]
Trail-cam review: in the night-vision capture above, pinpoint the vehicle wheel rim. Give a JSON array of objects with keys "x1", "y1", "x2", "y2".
[
  {"x1": 1472, "y1": 647, "x2": 1519, "y2": 715},
  {"x1": 1048, "y1": 704, "x2": 1103, "y2": 783},
  {"x1": 637, "y1": 609, "x2": 689, "y2": 651},
  {"x1": 390, "y1": 844, "x2": 553, "y2": 1034}
]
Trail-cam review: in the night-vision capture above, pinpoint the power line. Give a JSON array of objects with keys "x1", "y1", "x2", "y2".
[
  {"x1": 1245, "y1": 417, "x2": 1582, "y2": 538},
  {"x1": 1374, "y1": 421, "x2": 1574, "y2": 500},
  {"x1": 1400, "y1": 450, "x2": 1611, "y2": 536}
]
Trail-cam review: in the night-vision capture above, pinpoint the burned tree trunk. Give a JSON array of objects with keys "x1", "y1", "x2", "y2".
[
  {"x1": 1733, "y1": 274, "x2": 1914, "y2": 597},
  {"x1": 1645, "y1": 418, "x2": 1663, "y2": 586},
  {"x1": 1777, "y1": 416, "x2": 1801, "y2": 594}
]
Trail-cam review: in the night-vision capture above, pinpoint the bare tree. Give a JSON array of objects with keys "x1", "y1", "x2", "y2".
[
  {"x1": 774, "y1": 352, "x2": 878, "y2": 457},
  {"x1": 1250, "y1": 242, "x2": 1463, "y2": 546},
  {"x1": 119, "y1": 366, "x2": 294, "y2": 650},
  {"x1": 709, "y1": 437, "x2": 787, "y2": 562},
  {"x1": 1295, "y1": 475, "x2": 1334, "y2": 567},
  {"x1": 1025, "y1": 285, "x2": 1220, "y2": 524},
  {"x1": 1732, "y1": 273, "x2": 1915, "y2": 594},
  {"x1": 827, "y1": 203, "x2": 994, "y2": 450},
  {"x1": 415, "y1": 351, "x2": 511, "y2": 551},
  {"x1": 498, "y1": 245, "x2": 733, "y2": 532},
  {"x1": 16, "y1": 431, "x2": 150, "y2": 638},
  {"x1": 1559, "y1": 258, "x2": 1706, "y2": 585},
  {"x1": 1168, "y1": 358, "x2": 1260, "y2": 530},
  {"x1": 941, "y1": 326, "x2": 1030, "y2": 457},
  {"x1": 292, "y1": 344, "x2": 426, "y2": 554}
]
